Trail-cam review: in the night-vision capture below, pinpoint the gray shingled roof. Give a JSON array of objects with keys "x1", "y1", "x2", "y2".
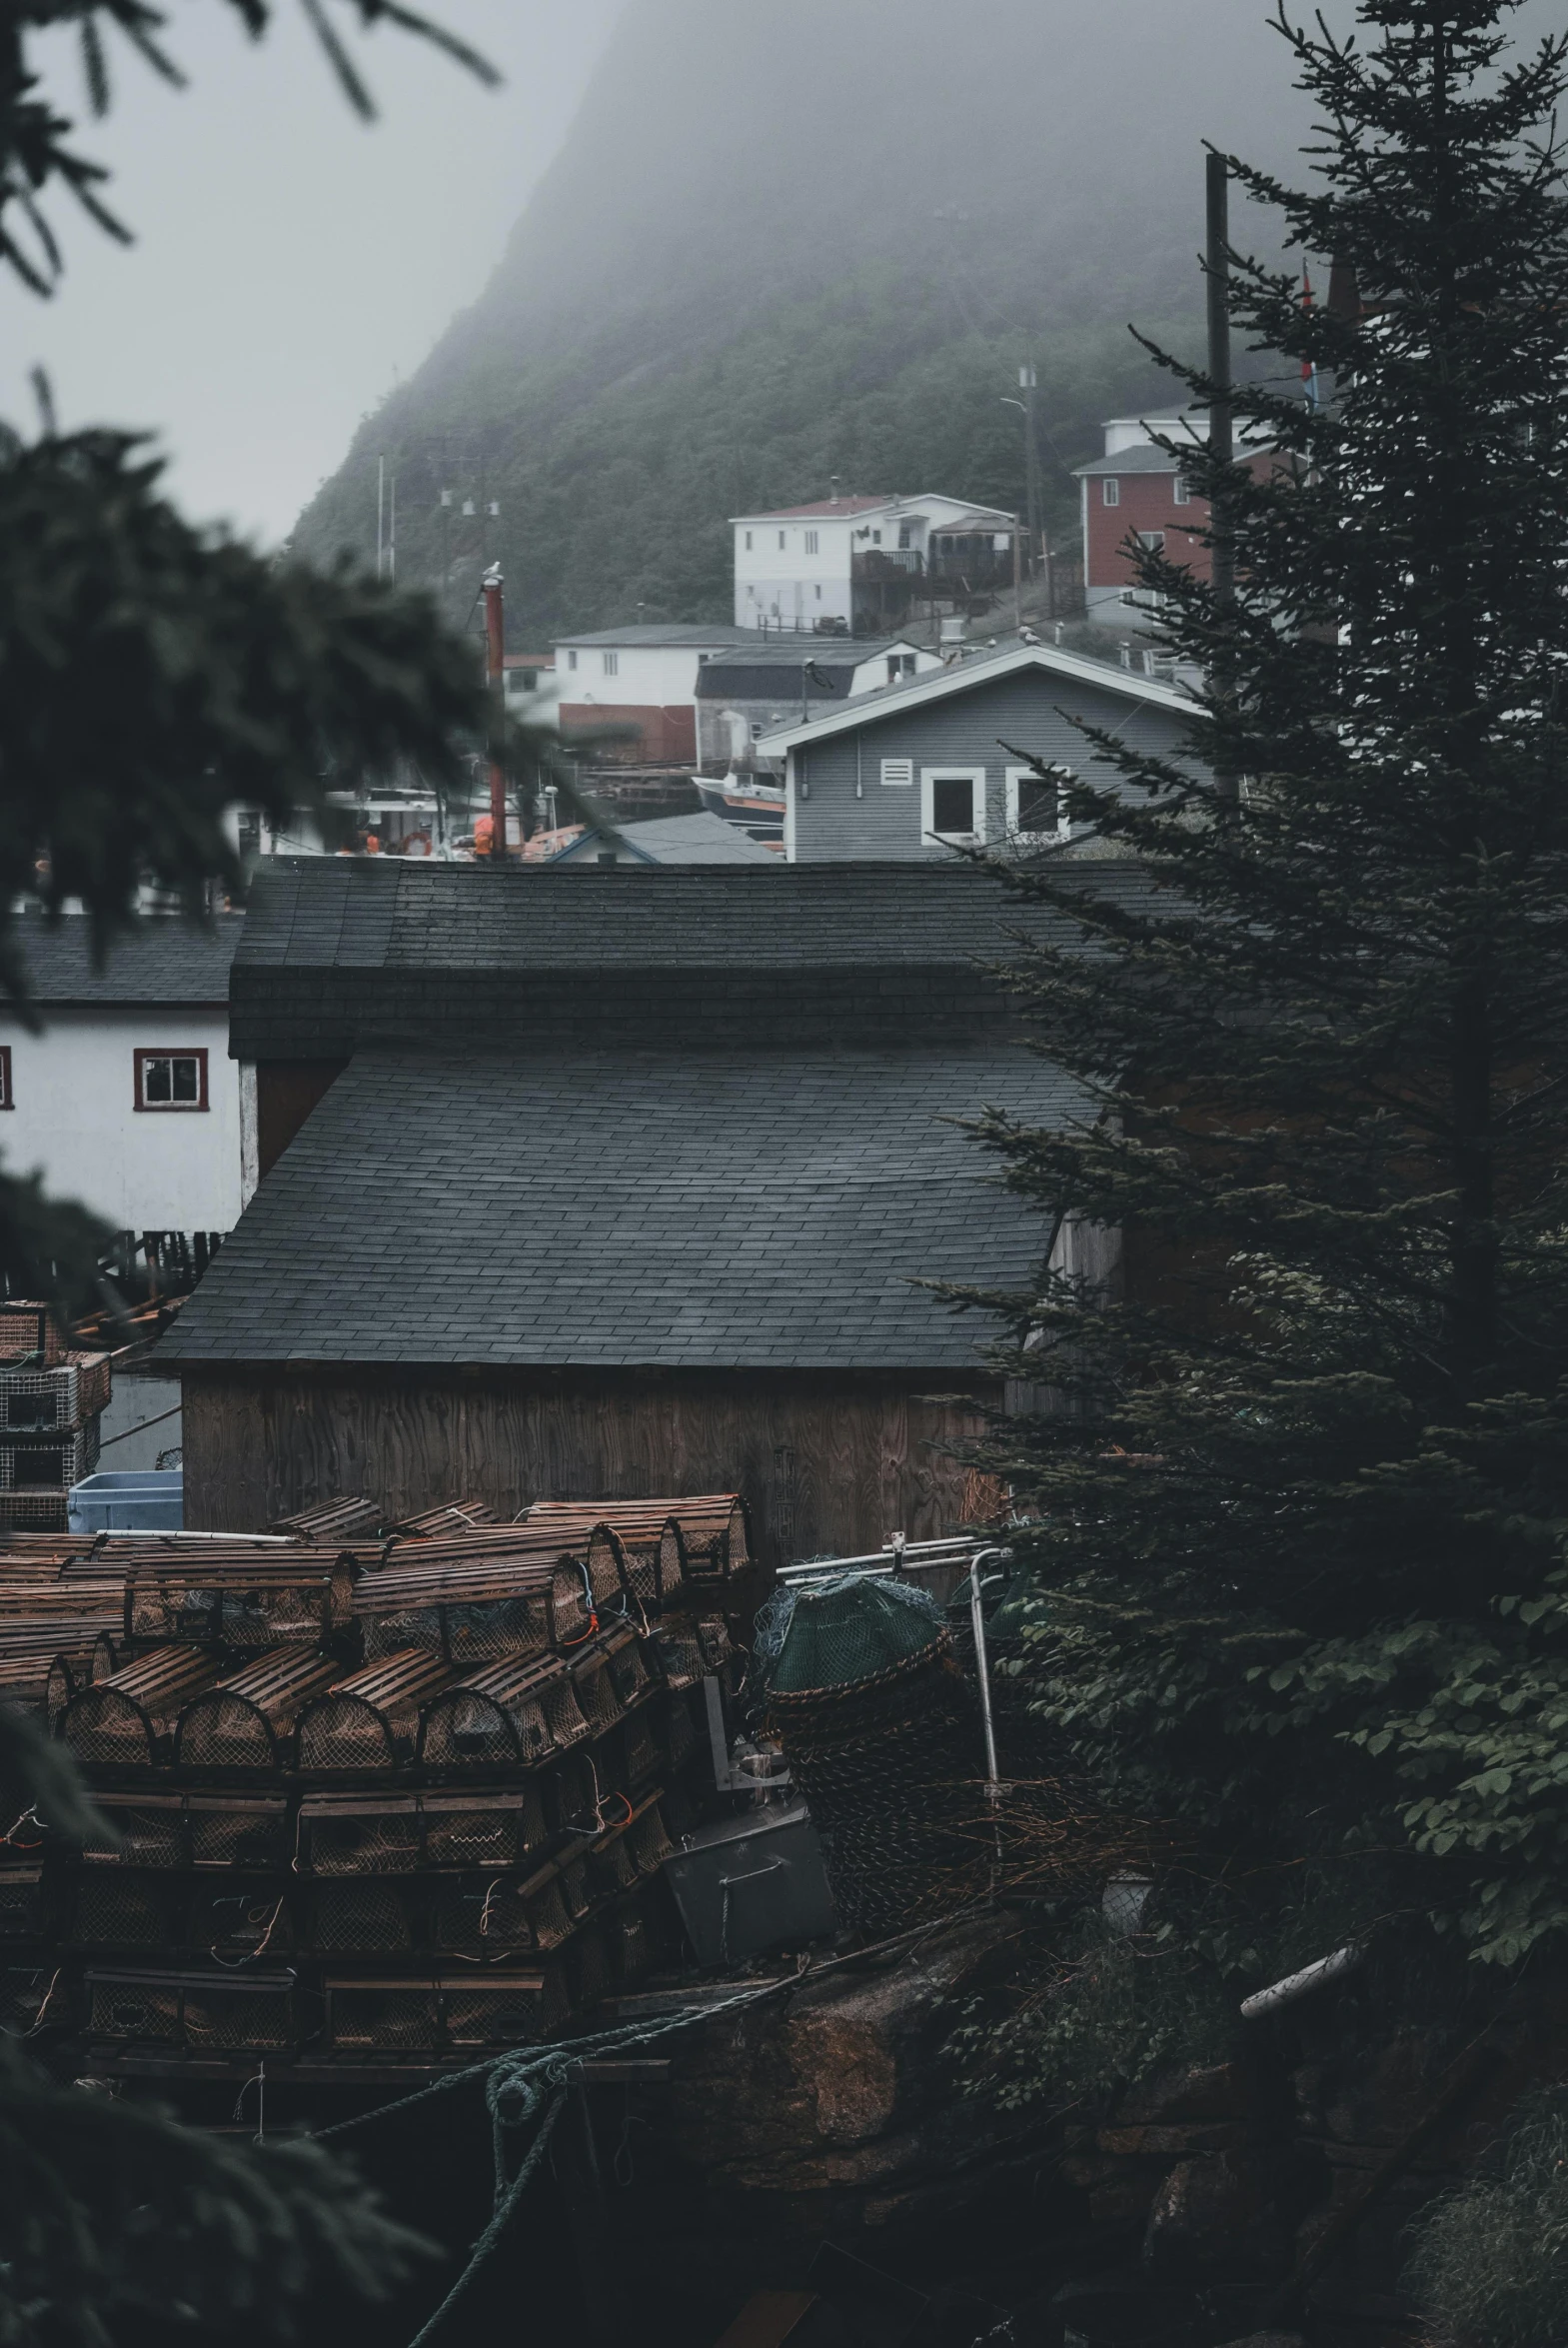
[
  {"x1": 552, "y1": 812, "x2": 781, "y2": 866},
  {"x1": 1, "y1": 914, "x2": 242, "y2": 1007},
  {"x1": 557, "y1": 624, "x2": 763, "y2": 649},
  {"x1": 230, "y1": 859, "x2": 1158, "y2": 1061},
  {"x1": 159, "y1": 1048, "x2": 1084, "y2": 1370}
]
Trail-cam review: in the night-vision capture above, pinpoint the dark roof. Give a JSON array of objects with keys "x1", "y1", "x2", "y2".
[
  {"x1": 158, "y1": 1047, "x2": 1083, "y2": 1371},
  {"x1": 551, "y1": 813, "x2": 780, "y2": 866},
  {"x1": 1, "y1": 914, "x2": 243, "y2": 1008},
  {"x1": 555, "y1": 624, "x2": 763, "y2": 649},
  {"x1": 736, "y1": 497, "x2": 891, "y2": 519},
  {"x1": 1073, "y1": 444, "x2": 1189, "y2": 478},
  {"x1": 698, "y1": 638, "x2": 907, "y2": 678}
]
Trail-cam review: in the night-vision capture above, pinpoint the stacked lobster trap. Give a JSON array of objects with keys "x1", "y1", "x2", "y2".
[
  {"x1": 0, "y1": 1492, "x2": 752, "y2": 2069},
  {"x1": 0, "y1": 1303, "x2": 112, "y2": 1533}
]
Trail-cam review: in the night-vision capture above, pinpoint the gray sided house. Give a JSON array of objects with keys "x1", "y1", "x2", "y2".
[
  {"x1": 695, "y1": 637, "x2": 935, "y2": 775},
  {"x1": 153, "y1": 860, "x2": 1149, "y2": 1560},
  {"x1": 759, "y1": 642, "x2": 1207, "y2": 861}
]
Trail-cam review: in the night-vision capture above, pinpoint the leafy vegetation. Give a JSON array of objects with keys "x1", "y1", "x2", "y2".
[
  {"x1": 1406, "y1": 2089, "x2": 1568, "y2": 2347},
  {"x1": 952, "y1": 0, "x2": 1568, "y2": 2094}
]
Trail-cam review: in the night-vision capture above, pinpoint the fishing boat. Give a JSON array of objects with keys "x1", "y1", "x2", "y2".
[{"x1": 691, "y1": 773, "x2": 785, "y2": 843}]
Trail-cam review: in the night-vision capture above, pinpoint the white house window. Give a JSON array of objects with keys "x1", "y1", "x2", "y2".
[
  {"x1": 603, "y1": 652, "x2": 620, "y2": 677},
  {"x1": 1173, "y1": 477, "x2": 1191, "y2": 506},
  {"x1": 814, "y1": 584, "x2": 822, "y2": 600},
  {"x1": 880, "y1": 759, "x2": 913, "y2": 788},
  {"x1": 778, "y1": 531, "x2": 786, "y2": 550},
  {"x1": 745, "y1": 531, "x2": 754, "y2": 550},
  {"x1": 886, "y1": 656, "x2": 914, "y2": 682},
  {"x1": 804, "y1": 530, "x2": 819, "y2": 555},
  {"x1": 920, "y1": 767, "x2": 986, "y2": 846},
  {"x1": 751, "y1": 722, "x2": 766, "y2": 741},
  {"x1": 135, "y1": 1048, "x2": 209, "y2": 1112},
  {"x1": 1005, "y1": 763, "x2": 1069, "y2": 842},
  {"x1": 1102, "y1": 478, "x2": 1120, "y2": 507},
  {"x1": 1136, "y1": 530, "x2": 1166, "y2": 553},
  {"x1": 897, "y1": 524, "x2": 911, "y2": 550},
  {"x1": 567, "y1": 650, "x2": 579, "y2": 671},
  {"x1": 871, "y1": 529, "x2": 882, "y2": 545}
]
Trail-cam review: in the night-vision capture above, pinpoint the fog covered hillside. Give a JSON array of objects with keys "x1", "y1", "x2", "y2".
[{"x1": 289, "y1": 0, "x2": 1318, "y2": 641}]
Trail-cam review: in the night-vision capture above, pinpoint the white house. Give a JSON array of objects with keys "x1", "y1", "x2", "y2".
[
  {"x1": 552, "y1": 623, "x2": 764, "y2": 764},
  {"x1": 0, "y1": 914, "x2": 244, "y2": 1238},
  {"x1": 732, "y1": 493, "x2": 1021, "y2": 636}
]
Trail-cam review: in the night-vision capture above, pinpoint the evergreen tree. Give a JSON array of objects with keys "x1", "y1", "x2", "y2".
[
  {"x1": 0, "y1": 10, "x2": 498, "y2": 2336},
  {"x1": 967, "y1": 0, "x2": 1568, "y2": 2030}
]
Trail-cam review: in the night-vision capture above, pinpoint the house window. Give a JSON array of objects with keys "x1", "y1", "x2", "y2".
[
  {"x1": 886, "y1": 656, "x2": 914, "y2": 682},
  {"x1": 1136, "y1": 530, "x2": 1166, "y2": 553},
  {"x1": 567, "y1": 650, "x2": 579, "y2": 671},
  {"x1": 779, "y1": 532, "x2": 786, "y2": 550},
  {"x1": 603, "y1": 652, "x2": 620, "y2": 677},
  {"x1": 814, "y1": 584, "x2": 822, "y2": 600},
  {"x1": 751, "y1": 722, "x2": 766, "y2": 742},
  {"x1": 134, "y1": 1048, "x2": 209, "y2": 1112},
  {"x1": 880, "y1": 759, "x2": 914, "y2": 787},
  {"x1": 0, "y1": 1047, "x2": 13, "y2": 1109},
  {"x1": 745, "y1": 531, "x2": 754, "y2": 550},
  {"x1": 871, "y1": 529, "x2": 882, "y2": 545},
  {"x1": 920, "y1": 767, "x2": 985, "y2": 846},
  {"x1": 1102, "y1": 478, "x2": 1120, "y2": 507},
  {"x1": 1173, "y1": 477, "x2": 1191, "y2": 506},
  {"x1": 1005, "y1": 763, "x2": 1069, "y2": 841},
  {"x1": 897, "y1": 524, "x2": 911, "y2": 550},
  {"x1": 804, "y1": 530, "x2": 819, "y2": 555}
]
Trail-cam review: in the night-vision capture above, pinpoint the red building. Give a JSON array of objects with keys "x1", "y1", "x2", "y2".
[{"x1": 1076, "y1": 413, "x2": 1272, "y2": 634}]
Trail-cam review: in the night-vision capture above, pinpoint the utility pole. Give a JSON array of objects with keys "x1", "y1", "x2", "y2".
[
  {"x1": 1205, "y1": 149, "x2": 1239, "y2": 804},
  {"x1": 1012, "y1": 514, "x2": 1023, "y2": 636},
  {"x1": 376, "y1": 456, "x2": 385, "y2": 580},
  {"x1": 1019, "y1": 362, "x2": 1042, "y2": 576},
  {"x1": 482, "y1": 563, "x2": 508, "y2": 861}
]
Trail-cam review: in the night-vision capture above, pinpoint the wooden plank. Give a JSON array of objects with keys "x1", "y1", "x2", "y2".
[{"x1": 182, "y1": 1367, "x2": 999, "y2": 1565}]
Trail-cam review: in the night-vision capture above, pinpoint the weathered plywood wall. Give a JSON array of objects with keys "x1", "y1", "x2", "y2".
[{"x1": 181, "y1": 1368, "x2": 998, "y2": 1565}]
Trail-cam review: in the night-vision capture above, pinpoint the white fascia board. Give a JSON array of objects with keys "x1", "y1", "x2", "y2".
[{"x1": 756, "y1": 644, "x2": 1202, "y2": 754}]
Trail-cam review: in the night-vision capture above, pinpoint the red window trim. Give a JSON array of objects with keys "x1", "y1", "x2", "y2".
[
  {"x1": 0, "y1": 1047, "x2": 12, "y2": 1110},
  {"x1": 134, "y1": 1046, "x2": 210, "y2": 1113}
]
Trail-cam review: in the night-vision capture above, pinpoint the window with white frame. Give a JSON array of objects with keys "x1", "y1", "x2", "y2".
[
  {"x1": 567, "y1": 650, "x2": 579, "y2": 671},
  {"x1": 804, "y1": 530, "x2": 819, "y2": 555},
  {"x1": 135, "y1": 1048, "x2": 209, "y2": 1111},
  {"x1": 920, "y1": 767, "x2": 986, "y2": 846},
  {"x1": 1136, "y1": 530, "x2": 1165, "y2": 553},
  {"x1": 1102, "y1": 477, "x2": 1120, "y2": 507},
  {"x1": 778, "y1": 531, "x2": 786, "y2": 550},
  {"x1": 1005, "y1": 763, "x2": 1069, "y2": 841},
  {"x1": 880, "y1": 759, "x2": 913, "y2": 788},
  {"x1": 745, "y1": 531, "x2": 754, "y2": 550},
  {"x1": 1172, "y1": 477, "x2": 1191, "y2": 506},
  {"x1": 886, "y1": 655, "x2": 914, "y2": 682},
  {"x1": 603, "y1": 652, "x2": 620, "y2": 677}
]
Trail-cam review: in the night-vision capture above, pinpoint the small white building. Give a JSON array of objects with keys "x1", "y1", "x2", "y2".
[
  {"x1": 552, "y1": 623, "x2": 764, "y2": 765},
  {"x1": 732, "y1": 493, "x2": 1021, "y2": 637},
  {"x1": 0, "y1": 915, "x2": 243, "y2": 1239}
]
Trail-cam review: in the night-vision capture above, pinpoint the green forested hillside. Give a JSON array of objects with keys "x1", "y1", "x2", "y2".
[{"x1": 290, "y1": 0, "x2": 1309, "y2": 645}]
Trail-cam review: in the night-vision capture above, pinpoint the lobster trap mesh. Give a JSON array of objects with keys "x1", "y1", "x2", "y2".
[
  {"x1": 522, "y1": 1876, "x2": 573, "y2": 1952},
  {"x1": 327, "y1": 1983, "x2": 436, "y2": 2052},
  {"x1": 82, "y1": 1804, "x2": 183, "y2": 1869},
  {"x1": 175, "y1": 1694, "x2": 277, "y2": 1772},
  {"x1": 62, "y1": 1691, "x2": 156, "y2": 1769},
  {"x1": 0, "y1": 1869, "x2": 43, "y2": 1937},
  {"x1": 296, "y1": 1696, "x2": 397, "y2": 1772},
  {"x1": 188, "y1": 1803, "x2": 289, "y2": 1870},
  {"x1": 422, "y1": 1795, "x2": 546, "y2": 1872},
  {"x1": 299, "y1": 1810, "x2": 421, "y2": 1876},
  {"x1": 88, "y1": 1977, "x2": 181, "y2": 2043},
  {"x1": 68, "y1": 1876, "x2": 177, "y2": 1948},
  {"x1": 307, "y1": 1881, "x2": 416, "y2": 1956},
  {"x1": 191, "y1": 1884, "x2": 292, "y2": 1963},
  {"x1": 430, "y1": 1876, "x2": 536, "y2": 1959},
  {"x1": 443, "y1": 1970, "x2": 569, "y2": 2047},
  {"x1": 182, "y1": 1982, "x2": 295, "y2": 2052}
]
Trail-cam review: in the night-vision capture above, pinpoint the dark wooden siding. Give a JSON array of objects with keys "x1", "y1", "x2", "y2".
[
  {"x1": 256, "y1": 1060, "x2": 348, "y2": 1178},
  {"x1": 181, "y1": 1367, "x2": 997, "y2": 1565}
]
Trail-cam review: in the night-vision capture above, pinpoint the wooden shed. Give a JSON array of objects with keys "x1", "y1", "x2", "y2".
[{"x1": 158, "y1": 861, "x2": 1120, "y2": 1560}]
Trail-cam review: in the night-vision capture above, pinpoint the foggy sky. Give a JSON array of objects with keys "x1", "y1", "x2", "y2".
[{"x1": 0, "y1": 1, "x2": 614, "y2": 543}]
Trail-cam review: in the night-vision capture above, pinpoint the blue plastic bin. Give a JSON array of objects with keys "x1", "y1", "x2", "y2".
[{"x1": 68, "y1": 1469, "x2": 184, "y2": 1534}]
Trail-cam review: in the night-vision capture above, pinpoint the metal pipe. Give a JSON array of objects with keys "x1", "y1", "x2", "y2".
[
  {"x1": 966, "y1": 1544, "x2": 1007, "y2": 1797},
  {"x1": 1240, "y1": 1940, "x2": 1363, "y2": 2020}
]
